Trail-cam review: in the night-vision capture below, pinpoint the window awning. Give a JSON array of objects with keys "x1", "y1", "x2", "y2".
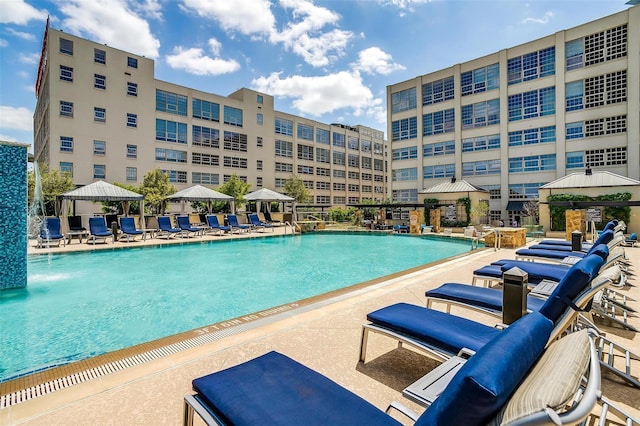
[{"x1": 506, "y1": 201, "x2": 525, "y2": 211}]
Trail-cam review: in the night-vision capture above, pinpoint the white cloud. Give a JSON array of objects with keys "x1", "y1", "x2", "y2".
[
  {"x1": 181, "y1": 0, "x2": 275, "y2": 35},
  {"x1": 522, "y1": 11, "x2": 554, "y2": 24},
  {"x1": 382, "y1": 0, "x2": 433, "y2": 8},
  {"x1": 0, "y1": 39, "x2": 8, "y2": 48},
  {"x1": 0, "y1": 106, "x2": 33, "y2": 131},
  {"x1": 7, "y1": 28, "x2": 36, "y2": 40},
  {"x1": 352, "y1": 47, "x2": 405, "y2": 75},
  {"x1": 134, "y1": 0, "x2": 163, "y2": 20},
  {"x1": 0, "y1": 0, "x2": 48, "y2": 25},
  {"x1": 59, "y1": 0, "x2": 160, "y2": 59},
  {"x1": 251, "y1": 71, "x2": 382, "y2": 118},
  {"x1": 19, "y1": 53, "x2": 40, "y2": 65},
  {"x1": 208, "y1": 38, "x2": 221, "y2": 56},
  {"x1": 0, "y1": 133, "x2": 19, "y2": 142},
  {"x1": 165, "y1": 44, "x2": 240, "y2": 76}
]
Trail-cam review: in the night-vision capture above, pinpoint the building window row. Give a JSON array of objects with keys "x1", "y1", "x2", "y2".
[
  {"x1": 316, "y1": 147, "x2": 330, "y2": 163},
  {"x1": 566, "y1": 70, "x2": 627, "y2": 111},
  {"x1": 462, "y1": 134, "x2": 500, "y2": 152},
  {"x1": 223, "y1": 131, "x2": 247, "y2": 152},
  {"x1": 93, "y1": 139, "x2": 106, "y2": 155},
  {"x1": 508, "y1": 154, "x2": 556, "y2": 173},
  {"x1": 192, "y1": 152, "x2": 219, "y2": 166},
  {"x1": 423, "y1": 109, "x2": 455, "y2": 136},
  {"x1": 348, "y1": 171, "x2": 359, "y2": 179},
  {"x1": 156, "y1": 89, "x2": 188, "y2": 116},
  {"x1": 566, "y1": 24, "x2": 627, "y2": 70},
  {"x1": 297, "y1": 144, "x2": 314, "y2": 161},
  {"x1": 156, "y1": 148, "x2": 187, "y2": 163},
  {"x1": 461, "y1": 99, "x2": 499, "y2": 129},
  {"x1": 275, "y1": 162, "x2": 293, "y2": 173},
  {"x1": 423, "y1": 140, "x2": 455, "y2": 157},
  {"x1": 316, "y1": 167, "x2": 330, "y2": 176},
  {"x1": 275, "y1": 117, "x2": 293, "y2": 136},
  {"x1": 316, "y1": 181, "x2": 330, "y2": 190},
  {"x1": 507, "y1": 46, "x2": 555, "y2": 85},
  {"x1": 566, "y1": 115, "x2": 626, "y2": 139},
  {"x1": 298, "y1": 165, "x2": 314, "y2": 175},
  {"x1": 163, "y1": 169, "x2": 188, "y2": 183},
  {"x1": 223, "y1": 105, "x2": 243, "y2": 127},
  {"x1": 462, "y1": 159, "x2": 500, "y2": 176},
  {"x1": 509, "y1": 183, "x2": 545, "y2": 199},
  {"x1": 423, "y1": 164, "x2": 454, "y2": 180},
  {"x1": 156, "y1": 119, "x2": 187, "y2": 144},
  {"x1": 392, "y1": 116, "x2": 418, "y2": 141},
  {"x1": 193, "y1": 125, "x2": 220, "y2": 148},
  {"x1": 275, "y1": 140, "x2": 293, "y2": 158},
  {"x1": 316, "y1": 128, "x2": 330, "y2": 144},
  {"x1": 348, "y1": 136, "x2": 359, "y2": 150},
  {"x1": 392, "y1": 87, "x2": 417, "y2": 113},
  {"x1": 333, "y1": 133, "x2": 345, "y2": 147},
  {"x1": 567, "y1": 147, "x2": 627, "y2": 169},
  {"x1": 192, "y1": 172, "x2": 219, "y2": 185},
  {"x1": 392, "y1": 146, "x2": 418, "y2": 161},
  {"x1": 193, "y1": 98, "x2": 220, "y2": 122},
  {"x1": 508, "y1": 87, "x2": 555, "y2": 121},
  {"x1": 508, "y1": 126, "x2": 555, "y2": 147},
  {"x1": 461, "y1": 63, "x2": 499, "y2": 96},
  {"x1": 333, "y1": 152, "x2": 345, "y2": 165},
  {"x1": 333, "y1": 169, "x2": 346, "y2": 178},
  {"x1": 392, "y1": 189, "x2": 418, "y2": 202},
  {"x1": 482, "y1": 184, "x2": 501, "y2": 200},
  {"x1": 422, "y1": 76, "x2": 454, "y2": 106},
  {"x1": 297, "y1": 123, "x2": 314, "y2": 141},
  {"x1": 223, "y1": 156, "x2": 247, "y2": 169}
]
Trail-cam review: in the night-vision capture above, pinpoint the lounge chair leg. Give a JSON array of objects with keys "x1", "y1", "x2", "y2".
[{"x1": 359, "y1": 326, "x2": 369, "y2": 363}]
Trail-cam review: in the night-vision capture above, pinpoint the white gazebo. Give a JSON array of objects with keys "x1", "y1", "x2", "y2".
[{"x1": 166, "y1": 184, "x2": 234, "y2": 213}]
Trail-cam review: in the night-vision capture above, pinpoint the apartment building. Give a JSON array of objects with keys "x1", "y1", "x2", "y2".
[
  {"x1": 387, "y1": 6, "x2": 639, "y2": 224},
  {"x1": 33, "y1": 25, "x2": 388, "y2": 214}
]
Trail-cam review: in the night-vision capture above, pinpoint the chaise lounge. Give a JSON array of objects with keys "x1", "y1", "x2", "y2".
[
  {"x1": 87, "y1": 217, "x2": 113, "y2": 244},
  {"x1": 37, "y1": 217, "x2": 65, "y2": 248},
  {"x1": 157, "y1": 216, "x2": 182, "y2": 239},
  {"x1": 119, "y1": 217, "x2": 143, "y2": 242}
]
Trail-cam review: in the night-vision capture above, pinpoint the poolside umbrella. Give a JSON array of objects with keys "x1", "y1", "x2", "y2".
[
  {"x1": 166, "y1": 185, "x2": 234, "y2": 213},
  {"x1": 244, "y1": 188, "x2": 295, "y2": 217},
  {"x1": 60, "y1": 180, "x2": 146, "y2": 232}
]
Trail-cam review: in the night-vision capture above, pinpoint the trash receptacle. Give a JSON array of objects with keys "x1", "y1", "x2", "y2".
[
  {"x1": 571, "y1": 230, "x2": 582, "y2": 251},
  {"x1": 502, "y1": 267, "x2": 528, "y2": 325},
  {"x1": 111, "y1": 221, "x2": 118, "y2": 242}
]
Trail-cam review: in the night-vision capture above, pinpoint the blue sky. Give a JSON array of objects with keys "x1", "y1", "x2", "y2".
[{"x1": 0, "y1": 0, "x2": 632, "y2": 146}]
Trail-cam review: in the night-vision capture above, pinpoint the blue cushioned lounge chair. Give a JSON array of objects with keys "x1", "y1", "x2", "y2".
[
  {"x1": 227, "y1": 214, "x2": 250, "y2": 233},
  {"x1": 37, "y1": 217, "x2": 65, "y2": 247},
  {"x1": 119, "y1": 217, "x2": 143, "y2": 242},
  {"x1": 514, "y1": 229, "x2": 618, "y2": 263},
  {"x1": 177, "y1": 215, "x2": 202, "y2": 238},
  {"x1": 359, "y1": 252, "x2": 605, "y2": 364},
  {"x1": 157, "y1": 216, "x2": 182, "y2": 239},
  {"x1": 88, "y1": 217, "x2": 113, "y2": 245},
  {"x1": 184, "y1": 312, "x2": 604, "y2": 426},
  {"x1": 205, "y1": 215, "x2": 231, "y2": 236},
  {"x1": 248, "y1": 213, "x2": 273, "y2": 232},
  {"x1": 622, "y1": 232, "x2": 637, "y2": 247}
]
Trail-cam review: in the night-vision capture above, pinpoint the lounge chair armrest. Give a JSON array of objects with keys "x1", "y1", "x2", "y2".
[
  {"x1": 494, "y1": 323, "x2": 509, "y2": 330},
  {"x1": 385, "y1": 400, "x2": 419, "y2": 422},
  {"x1": 183, "y1": 394, "x2": 223, "y2": 426},
  {"x1": 456, "y1": 347, "x2": 475, "y2": 359}
]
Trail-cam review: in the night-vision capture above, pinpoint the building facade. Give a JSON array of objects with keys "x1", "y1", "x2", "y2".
[
  {"x1": 387, "y1": 6, "x2": 639, "y2": 224},
  {"x1": 33, "y1": 26, "x2": 388, "y2": 214}
]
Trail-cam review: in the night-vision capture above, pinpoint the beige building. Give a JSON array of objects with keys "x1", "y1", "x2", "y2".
[
  {"x1": 33, "y1": 25, "x2": 388, "y2": 215},
  {"x1": 387, "y1": 6, "x2": 639, "y2": 225}
]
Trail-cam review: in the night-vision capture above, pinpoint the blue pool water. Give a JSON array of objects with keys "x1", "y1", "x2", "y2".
[{"x1": 0, "y1": 233, "x2": 473, "y2": 382}]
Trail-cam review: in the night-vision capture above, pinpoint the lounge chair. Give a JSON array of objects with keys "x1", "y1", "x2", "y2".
[
  {"x1": 157, "y1": 216, "x2": 182, "y2": 239},
  {"x1": 177, "y1": 215, "x2": 202, "y2": 238},
  {"x1": 119, "y1": 217, "x2": 143, "y2": 242},
  {"x1": 514, "y1": 229, "x2": 617, "y2": 263},
  {"x1": 248, "y1": 213, "x2": 273, "y2": 232},
  {"x1": 536, "y1": 220, "x2": 619, "y2": 247},
  {"x1": 226, "y1": 214, "x2": 250, "y2": 233},
  {"x1": 184, "y1": 312, "x2": 604, "y2": 426},
  {"x1": 205, "y1": 215, "x2": 231, "y2": 236},
  {"x1": 359, "y1": 252, "x2": 605, "y2": 364},
  {"x1": 67, "y1": 215, "x2": 86, "y2": 232},
  {"x1": 37, "y1": 217, "x2": 65, "y2": 247},
  {"x1": 88, "y1": 217, "x2": 113, "y2": 244},
  {"x1": 263, "y1": 210, "x2": 281, "y2": 226},
  {"x1": 622, "y1": 232, "x2": 637, "y2": 247}
]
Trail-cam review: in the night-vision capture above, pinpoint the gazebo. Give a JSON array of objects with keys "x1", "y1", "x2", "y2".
[{"x1": 166, "y1": 184, "x2": 234, "y2": 213}]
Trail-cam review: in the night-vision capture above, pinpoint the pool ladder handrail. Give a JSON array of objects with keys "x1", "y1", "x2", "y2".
[{"x1": 284, "y1": 221, "x2": 297, "y2": 235}]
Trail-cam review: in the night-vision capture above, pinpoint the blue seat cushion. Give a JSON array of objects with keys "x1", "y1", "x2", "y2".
[
  {"x1": 538, "y1": 251, "x2": 605, "y2": 321},
  {"x1": 415, "y1": 312, "x2": 553, "y2": 426},
  {"x1": 367, "y1": 303, "x2": 500, "y2": 355},
  {"x1": 474, "y1": 263, "x2": 567, "y2": 284},
  {"x1": 426, "y1": 283, "x2": 545, "y2": 313},
  {"x1": 192, "y1": 351, "x2": 400, "y2": 426},
  {"x1": 515, "y1": 248, "x2": 585, "y2": 259}
]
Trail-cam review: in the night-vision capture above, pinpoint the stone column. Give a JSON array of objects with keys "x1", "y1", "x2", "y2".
[
  {"x1": 565, "y1": 209, "x2": 587, "y2": 241},
  {"x1": 430, "y1": 209, "x2": 441, "y2": 233},
  {"x1": 0, "y1": 141, "x2": 29, "y2": 290}
]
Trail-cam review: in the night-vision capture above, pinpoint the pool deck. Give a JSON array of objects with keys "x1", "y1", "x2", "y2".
[{"x1": 3, "y1": 230, "x2": 639, "y2": 424}]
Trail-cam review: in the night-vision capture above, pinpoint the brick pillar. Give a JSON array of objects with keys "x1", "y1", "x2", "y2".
[
  {"x1": 565, "y1": 210, "x2": 587, "y2": 241},
  {"x1": 430, "y1": 209, "x2": 441, "y2": 233}
]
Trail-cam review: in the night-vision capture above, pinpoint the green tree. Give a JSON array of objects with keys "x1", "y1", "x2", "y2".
[
  {"x1": 27, "y1": 164, "x2": 75, "y2": 216},
  {"x1": 138, "y1": 168, "x2": 176, "y2": 214},
  {"x1": 218, "y1": 174, "x2": 251, "y2": 212},
  {"x1": 283, "y1": 174, "x2": 311, "y2": 204},
  {"x1": 101, "y1": 182, "x2": 141, "y2": 214}
]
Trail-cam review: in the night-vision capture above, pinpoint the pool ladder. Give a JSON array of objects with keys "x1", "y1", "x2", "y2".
[{"x1": 284, "y1": 221, "x2": 297, "y2": 235}]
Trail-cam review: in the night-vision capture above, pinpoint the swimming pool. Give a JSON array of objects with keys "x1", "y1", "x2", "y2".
[{"x1": 0, "y1": 233, "x2": 473, "y2": 382}]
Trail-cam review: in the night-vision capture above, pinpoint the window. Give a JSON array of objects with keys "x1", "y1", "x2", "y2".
[
  {"x1": 193, "y1": 99, "x2": 220, "y2": 121},
  {"x1": 567, "y1": 71, "x2": 627, "y2": 111},
  {"x1": 392, "y1": 146, "x2": 418, "y2": 160},
  {"x1": 60, "y1": 101, "x2": 73, "y2": 117},
  {"x1": 59, "y1": 162, "x2": 73, "y2": 176},
  {"x1": 333, "y1": 169, "x2": 346, "y2": 178},
  {"x1": 348, "y1": 154, "x2": 359, "y2": 168},
  {"x1": 257, "y1": 160, "x2": 263, "y2": 170},
  {"x1": 275, "y1": 140, "x2": 293, "y2": 157},
  {"x1": 316, "y1": 128, "x2": 330, "y2": 144},
  {"x1": 348, "y1": 171, "x2": 359, "y2": 179},
  {"x1": 390, "y1": 117, "x2": 417, "y2": 142},
  {"x1": 127, "y1": 57, "x2": 138, "y2": 68},
  {"x1": 193, "y1": 126, "x2": 220, "y2": 148},
  {"x1": 257, "y1": 177, "x2": 263, "y2": 187},
  {"x1": 565, "y1": 80, "x2": 583, "y2": 111},
  {"x1": 60, "y1": 65, "x2": 73, "y2": 82},
  {"x1": 126, "y1": 167, "x2": 137, "y2": 181},
  {"x1": 127, "y1": 82, "x2": 138, "y2": 96},
  {"x1": 275, "y1": 162, "x2": 293, "y2": 173},
  {"x1": 94, "y1": 107, "x2": 106, "y2": 122},
  {"x1": 156, "y1": 90, "x2": 187, "y2": 116},
  {"x1": 392, "y1": 189, "x2": 418, "y2": 203},
  {"x1": 423, "y1": 164, "x2": 455, "y2": 179},
  {"x1": 333, "y1": 183, "x2": 346, "y2": 191},
  {"x1": 93, "y1": 164, "x2": 106, "y2": 179},
  {"x1": 374, "y1": 142, "x2": 384, "y2": 155},
  {"x1": 423, "y1": 140, "x2": 455, "y2": 157},
  {"x1": 361, "y1": 157, "x2": 372, "y2": 169},
  {"x1": 461, "y1": 63, "x2": 499, "y2": 96},
  {"x1": 566, "y1": 151, "x2": 585, "y2": 169},
  {"x1": 297, "y1": 165, "x2": 314, "y2": 175},
  {"x1": 316, "y1": 147, "x2": 330, "y2": 163},
  {"x1": 462, "y1": 134, "x2": 500, "y2": 152},
  {"x1": 333, "y1": 152, "x2": 345, "y2": 166},
  {"x1": 391, "y1": 87, "x2": 417, "y2": 113},
  {"x1": 333, "y1": 196, "x2": 346, "y2": 205},
  {"x1": 297, "y1": 123, "x2": 314, "y2": 141},
  {"x1": 223, "y1": 156, "x2": 248, "y2": 169},
  {"x1": 566, "y1": 24, "x2": 627, "y2": 70},
  {"x1": 163, "y1": 169, "x2": 188, "y2": 183},
  {"x1": 192, "y1": 152, "x2": 219, "y2": 166},
  {"x1": 127, "y1": 113, "x2": 137, "y2": 128},
  {"x1": 392, "y1": 167, "x2": 417, "y2": 181},
  {"x1": 508, "y1": 127, "x2": 555, "y2": 147},
  {"x1": 316, "y1": 195, "x2": 330, "y2": 204},
  {"x1": 509, "y1": 154, "x2": 556, "y2": 173},
  {"x1": 507, "y1": 47, "x2": 555, "y2": 84},
  {"x1": 275, "y1": 178, "x2": 287, "y2": 188},
  {"x1": 155, "y1": 148, "x2": 187, "y2": 163},
  {"x1": 94, "y1": 74, "x2": 106, "y2": 90},
  {"x1": 60, "y1": 136, "x2": 73, "y2": 152},
  {"x1": 362, "y1": 173, "x2": 372, "y2": 181},
  {"x1": 509, "y1": 183, "x2": 545, "y2": 199},
  {"x1": 361, "y1": 140, "x2": 371, "y2": 153},
  {"x1": 257, "y1": 136, "x2": 263, "y2": 147},
  {"x1": 297, "y1": 144, "x2": 314, "y2": 161},
  {"x1": 565, "y1": 39, "x2": 584, "y2": 71},
  {"x1": 94, "y1": 48, "x2": 106, "y2": 64},
  {"x1": 348, "y1": 184, "x2": 360, "y2": 192},
  {"x1": 583, "y1": 115, "x2": 626, "y2": 137},
  {"x1": 461, "y1": 99, "x2": 499, "y2": 129},
  {"x1": 93, "y1": 140, "x2": 106, "y2": 155},
  {"x1": 374, "y1": 159, "x2": 384, "y2": 172},
  {"x1": 223, "y1": 105, "x2": 243, "y2": 127},
  {"x1": 316, "y1": 167, "x2": 330, "y2": 176},
  {"x1": 566, "y1": 121, "x2": 584, "y2": 140},
  {"x1": 482, "y1": 184, "x2": 501, "y2": 200},
  {"x1": 257, "y1": 94, "x2": 263, "y2": 104},
  {"x1": 462, "y1": 159, "x2": 500, "y2": 176},
  {"x1": 223, "y1": 131, "x2": 248, "y2": 152},
  {"x1": 275, "y1": 118, "x2": 293, "y2": 136},
  {"x1": 423, "y1": 109, "x2": 455, "y2": 136},
  {"x1": 422, "y1": 76, "x2": 454, "y2": 105},
  {"x1": 257, "y1": 113, "x2": 263, "y2": 125},
  {"x1": 156, "y1": 119, "x2": 187, "y2": 143},
  {"x1": 585, "y1": 147, "x2": 626, "y2": 167},
  {"x1": 508, "y1": 87, "x2": 555, "y2": 121},
  {"x1": 192, "y1": 172, "x2": 219, "y2": 185},
  {"x1": 60, "y1": 38, "x2": 73, "y2": 55},
  {"x1": 348, "y1": 136, "x2": 359, "y2": 150},
  {"x1": 333, "y1": 133, "x2": 345, "y2": 147},
  {"x1": 127, "y1": 144, "x2": 137, "y2": 158}
]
